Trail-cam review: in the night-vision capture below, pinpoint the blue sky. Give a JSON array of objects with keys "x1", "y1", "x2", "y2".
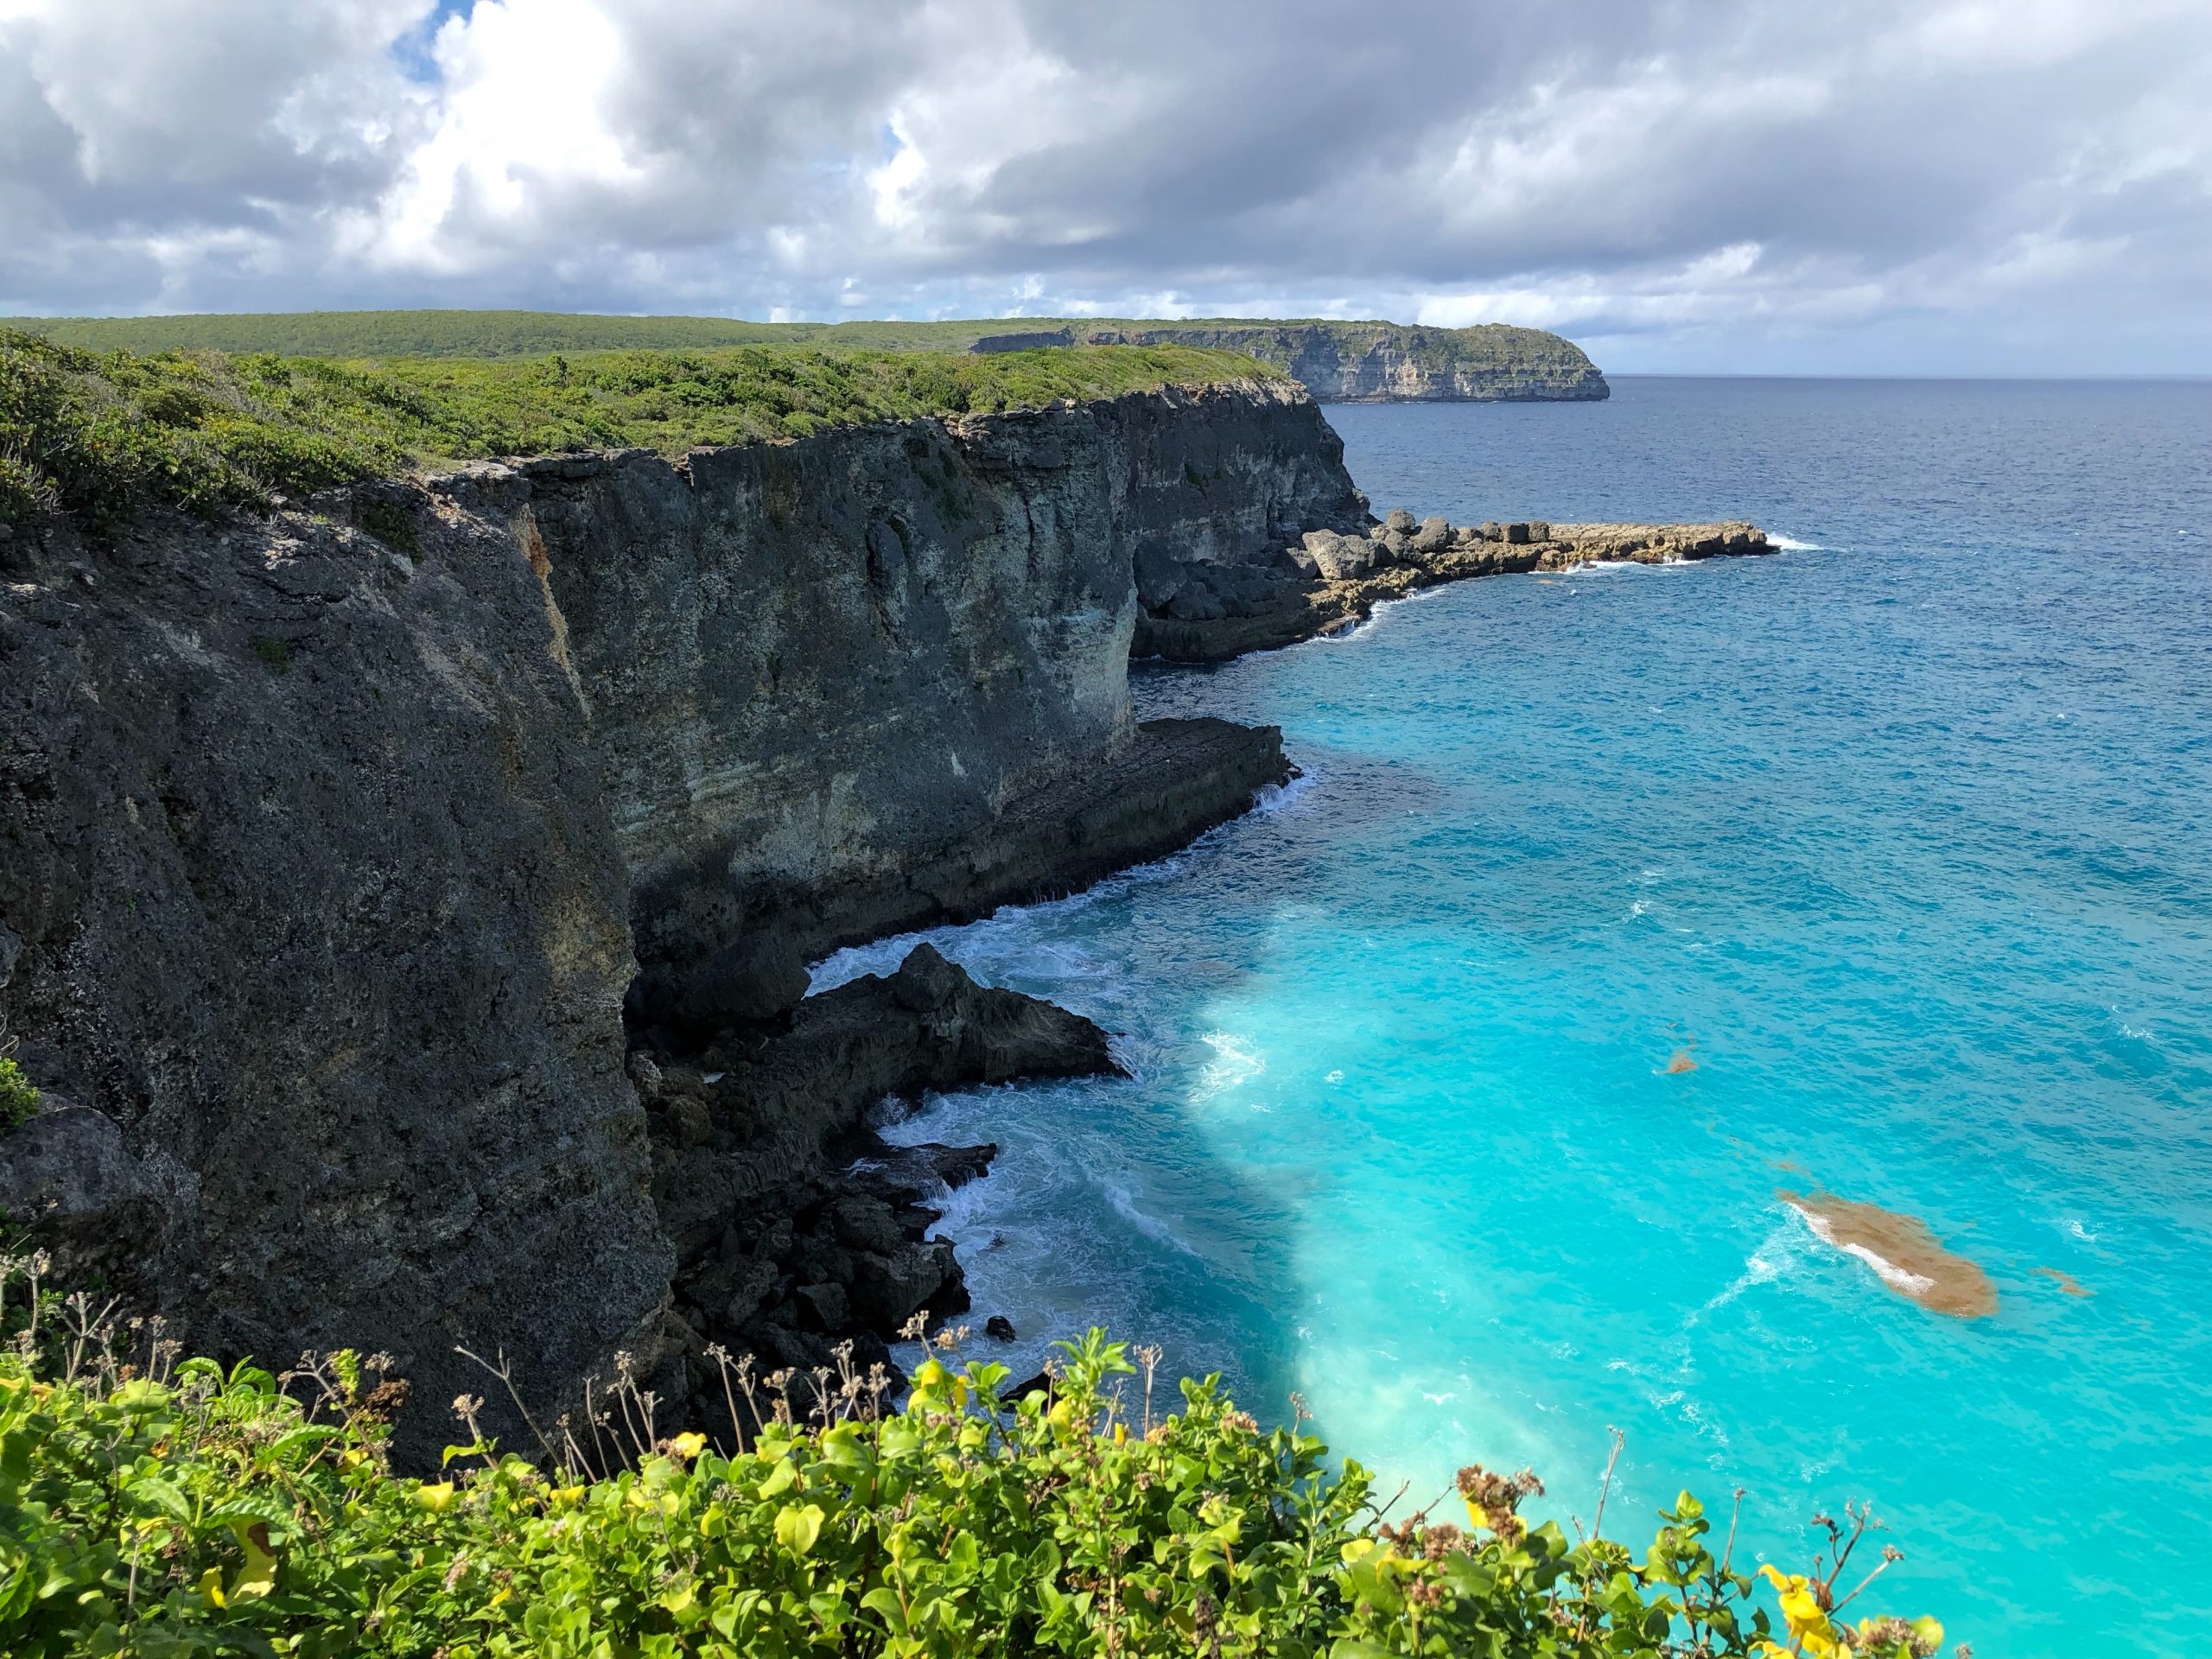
[{"x1": 3, "y1": 0, "x2": 2208, "y2": 374}]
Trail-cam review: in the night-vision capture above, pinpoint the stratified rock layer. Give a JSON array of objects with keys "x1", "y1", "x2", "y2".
[{"x1": 480, "y1": 379, "x2": 1355, "y2": 1029}]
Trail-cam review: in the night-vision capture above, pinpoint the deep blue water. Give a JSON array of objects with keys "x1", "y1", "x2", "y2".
[{"x1": 820, "y1": 377, "x2": 2212, "y2": 1656}]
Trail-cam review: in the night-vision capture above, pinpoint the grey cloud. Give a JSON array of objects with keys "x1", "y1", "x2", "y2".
[{"x1": 0, "y1": 0, "x2": 2205, "y2": 372}]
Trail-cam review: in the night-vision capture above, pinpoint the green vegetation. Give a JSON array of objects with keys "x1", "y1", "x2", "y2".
[
  {"x1": 0, "y1": 1055, "x2": 35, "y2": 1131},
  {"x1": 0, "y1": 1262, "x2": 1950, "y2": 1659},
  {"x1": 2, "y1": 309, "x2": 1587, "y2": 367},
  {"x1": 0, "y1": 328, "x2": 1277, "y2": 532}
]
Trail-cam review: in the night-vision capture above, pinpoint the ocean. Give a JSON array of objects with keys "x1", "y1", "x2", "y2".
[{"x1": 816, "y1": 376, "x2": 2212, "y2": 1656}]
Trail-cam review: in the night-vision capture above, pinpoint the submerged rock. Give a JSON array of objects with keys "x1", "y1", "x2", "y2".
[{"x1": 1779, "y1": 1188, "x2": 1998, "y2": 1319}]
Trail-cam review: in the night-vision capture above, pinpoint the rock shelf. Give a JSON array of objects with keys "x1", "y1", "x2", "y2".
[{"x1": 1135, "y1": 509, "x2": 1772, "y2": 662}]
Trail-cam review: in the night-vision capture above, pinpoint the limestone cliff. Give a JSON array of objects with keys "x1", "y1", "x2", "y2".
[
  {"x1": 1078, "y1": 322, "x2": 1610, "y2": 402},
  {"x1": 0, "y1": 376, "x2": 1364, "y2": 1456},
  {"x1": 489, "y1": 378, "x2": 1363, "y2": 1032},
  {"x1": 0, "y1": 494, "x2": 671, "y2": 1464}
]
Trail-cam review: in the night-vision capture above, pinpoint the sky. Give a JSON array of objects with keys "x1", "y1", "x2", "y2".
[{"x1": 1, "y1": 0, "x2": 2207, "y2": 374}]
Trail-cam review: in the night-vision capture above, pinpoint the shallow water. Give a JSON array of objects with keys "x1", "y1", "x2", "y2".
[{"x1": 817, "y1": 377, "x2": 2212, "y2": 1656}]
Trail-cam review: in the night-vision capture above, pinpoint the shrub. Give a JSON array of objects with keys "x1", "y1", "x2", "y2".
[
  {"x1": 0, "y1": 1295, "x2": 1953, "y2": 1659},
  {"x1": 0, "y1": 328, "x2": 1280, "y2": 535},
  {"x1": 0, "y1": 1055, "x2": 35, "y2": 1131}
]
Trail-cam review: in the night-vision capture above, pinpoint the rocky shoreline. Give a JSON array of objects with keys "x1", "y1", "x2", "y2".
[{"x1": 1135, "y1": 508, "x2": 1773, "y2": 662}]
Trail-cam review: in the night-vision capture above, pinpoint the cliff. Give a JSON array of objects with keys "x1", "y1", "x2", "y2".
[
  {"x1": 1077, "y1": 321, "x2": 1610, "y2": 402},
  {"x1": 7, "y1": 313, "x2": 1611, "y2": 403},
  {"x1": 0, "y1": 374, "x2": 1365, "y2": 1456}
]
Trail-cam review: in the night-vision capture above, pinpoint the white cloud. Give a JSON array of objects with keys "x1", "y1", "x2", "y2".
[{"x1": 0, "y1": 0, "x2": 2207, "y2": 372}]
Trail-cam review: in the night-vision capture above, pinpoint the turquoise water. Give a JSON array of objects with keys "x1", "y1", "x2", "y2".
[{"x1": 819, "y1": 378, "x2": 2212, "y2": 1656}]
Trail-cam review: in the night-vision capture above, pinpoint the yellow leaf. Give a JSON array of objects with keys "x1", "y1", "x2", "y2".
[
  {"x1": 775, "y1": 1502, "x2": 825, "y2": 1557},
  {"x1": 196, "y1": 1567, "x2": 226, "y2": 1609},
  {"x1": 412, "y1": 1481, "x2": 459, "y2": 1514},
  {"x1": 230, "y1": 1522, "x2": 277, "y2": 1600},
  {"x1": 667, "y1": 1430, "x2": 707, "y2": 1462}
]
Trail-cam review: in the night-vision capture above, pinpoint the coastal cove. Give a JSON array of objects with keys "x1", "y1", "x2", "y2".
[{"x1": 829, "y1": 378, "x2": 2212, "y2": 1658}]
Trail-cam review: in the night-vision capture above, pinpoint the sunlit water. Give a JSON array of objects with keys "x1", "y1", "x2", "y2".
[{"x1": 816, "y1": 378, "x2": 2212, "y2": 1656}]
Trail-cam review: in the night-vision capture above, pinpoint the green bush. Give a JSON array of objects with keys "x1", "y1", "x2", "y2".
[
  {"x1": 0, "y1": 1302, "x2": 1951, "y2": 1659},
  {"x1": 0, "y1": 1056, "x2": 36, "y2": 1132},
  {"x1": 0, "y1": 328, "x2": 1279, "y2": 535}
]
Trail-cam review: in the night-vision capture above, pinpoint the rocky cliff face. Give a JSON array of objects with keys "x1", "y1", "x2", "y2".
[
  {"x1": 1083, "y1": 322, "x2": 1609, "y2": 402},
  {"x1": 493, "y1": 378, "x2": 1361, "y2": 1033},
  {"x1": 0, "y1": 499, "x2": 672, "y2": 1463},
  {"x1": 0, "y1": 376, "x2": 1362, "y2": 1456}
]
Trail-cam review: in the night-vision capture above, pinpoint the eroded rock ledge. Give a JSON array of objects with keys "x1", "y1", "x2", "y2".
[
  {"x1": 639, "y1": 944, "x2": 1118, "y2": 1413},
  {"x1": 1135, "y1": 509, "x2": 1773, "y2": 663}
]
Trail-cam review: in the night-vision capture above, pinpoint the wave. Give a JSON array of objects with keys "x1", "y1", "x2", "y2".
[
  {"x1": 1767, "y1": 534, "x2": 1824, "y2": 551},
  {"x1": 1194, "y1": 1030, "x2": 1267, "y2": 1097},
  {"x1": 1254, "y1": 769, "x2": 1319, "y2": 813},
  {"x1": 1098, "y1": 1176, "x2": 1203, "y2": 1256}
]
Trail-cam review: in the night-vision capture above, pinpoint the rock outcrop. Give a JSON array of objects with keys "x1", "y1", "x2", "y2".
[
  {"x1": 0, "y1": 375, "x2": 1355, "y2": 1458},
  {"x1": 642, "y1": 944, "x2": 1119, "y2": 1419},
  {"x1": 1081, "y1": 322, "x2": 1609, "y2": 402},
  {"x1": 486, "y1": 380, "x2": 1355, "y2": 1032},
  {"x1": 1135, "y1": 513, "x2": 1773, "y2": 662}
]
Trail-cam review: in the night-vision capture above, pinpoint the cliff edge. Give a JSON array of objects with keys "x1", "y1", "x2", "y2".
[{"x1": 0, "y1": 365, "x2": 1364, "y2": 1458}]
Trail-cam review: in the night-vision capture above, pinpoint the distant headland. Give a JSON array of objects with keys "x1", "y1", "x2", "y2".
[{"x1": 2, "y1": 309, "x2": 1609, "y2": 404}]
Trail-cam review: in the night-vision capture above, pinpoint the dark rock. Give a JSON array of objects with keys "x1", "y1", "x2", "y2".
[
  {"x1": 664, "y1": 1093, "x2": 713, "y2": 1148},
  {"x1": 861, "y1": 1141, "x2": 999, "y2": 1198},
  {"x1": 1412, "y1": 516, "x2": 1453, "y2": 554},
  {"x1": 1385, "y1": 508, "x2": 1417, "y2": 533},
  {"x1": 794, "y1": 1281, "x2": 849, "y2": 1331},
  {"x1": 1477, "y1": 521, "x2": 1503, "y2": 542},
  {"x1": 0, "y1": 1103, "x2": 166, "y2": 1281},
  {"x1": 986, "y1": 1314, "x2": 1017, "y2": 1341},
  {"x1": 1504, "y1": 522, "x2": 1534, "y2": 544},
  {"x1": 850, "y1": 1238, "x2": 965, "y2": 1329},
  {"x1": 0, "y1": 494, "x2": 671, "y2": 1469},
  {"x1": 685, "y1": 1254, "x2": 780, "y2": 1330}
]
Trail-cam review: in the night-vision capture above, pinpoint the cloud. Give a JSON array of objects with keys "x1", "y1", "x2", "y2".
[{"x1": 1, "y1": 0, "x2": 2206, "y2": 371}]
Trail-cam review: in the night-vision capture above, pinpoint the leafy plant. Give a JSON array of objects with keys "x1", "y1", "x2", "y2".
[
  {"x1": 0, "y1": 1053, "x2": 35, "y2": 1131},
  {"x1": 0, "y1": 328, "x2": 1281, "y2": 534},
  {"x1": 0, "y1": 1281, "x2": 1955, "y2": 1659}
]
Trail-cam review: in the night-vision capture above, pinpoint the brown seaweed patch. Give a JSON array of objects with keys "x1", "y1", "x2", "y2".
[
  {"x1": 2033, "y1": 1266, "x2": 2094, "y2": 1299},
  {"x1": 1778, "y1": 1189, "x2": 1998, "y2": 1319},
  {"x1": 1665, "y1": 1049, "x2": 1699, "y2": 1073}
]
